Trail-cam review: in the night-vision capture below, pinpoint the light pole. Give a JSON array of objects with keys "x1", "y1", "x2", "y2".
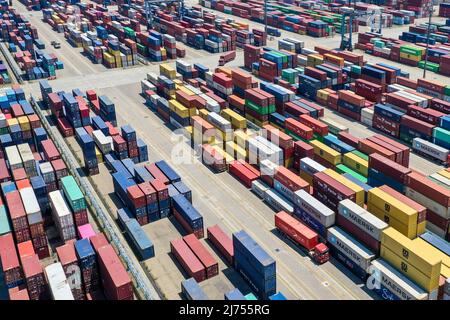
[
  {"x1": 264, "y1": 0, "x2": 268, "y2": 32},
  {"x1": 423, "y1": 6, "x2": 434, "y2": 79}
]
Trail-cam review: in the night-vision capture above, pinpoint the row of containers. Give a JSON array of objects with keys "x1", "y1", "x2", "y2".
[
  {"x1": 0, "y1": 4, "x2": 64, "y2": 80},
  {"x1": 0, "y1": 58, "x2": 11, "y2": 85},
  {"x1": 439, "y1": 2, "x2": 450, "y2": 18},
  {"x1": 41, "y1": 2, "x2": 186, "y2": 66},
  {"x1": 38, "y1": 80, "x2": 150, "y2": 177},
  {"x1": 139, "y1": 56, "x2": 450, "y2": 300},
  {"x1": 240, "y1": 40, "x2": 450, "y2": 166},
  {"x1": 118, "y1": 3, "x2": 268, "y2": 51},
  {"x1": 0, "y1": 85, "x2": 133, "y2": 300},
  {"x1": 198, "y1": 0, "x2": 419, "y2": 38},
  {"x1": 356, "y1": 21, "x2": 450, "y2": 75}
]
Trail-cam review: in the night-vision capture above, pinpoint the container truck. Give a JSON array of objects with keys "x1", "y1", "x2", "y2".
[
  {"x1": 275, "y1": 211, "x2": 329, "y2": 264},
  {"x1": 218, "y1": 51, "x2": 236, "y2": 66}
]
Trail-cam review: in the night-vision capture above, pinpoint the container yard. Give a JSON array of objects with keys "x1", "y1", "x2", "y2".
[{"x1": 0, "y1": 0, "x2": 449, "y2": 306}]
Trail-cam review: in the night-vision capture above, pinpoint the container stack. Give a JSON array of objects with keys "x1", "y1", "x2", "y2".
[
  {"x1": 49, "y1": 190, "x2": 76, "y2": 242},
  {"x1": 123, "y1": 218, "x2": 155, "y2": 260},
  {"x1": 56, "y1": 241, "x2": 85, "y2": 300},
  {"x1": 61, "y1": 175, "x2": 88, "y2": 227},
  {"x1": 233, "y1": 230, "x2": 276, "y2": 299},
  {"x1": 121, "y1": 125, "x2": 138, "y2": 163},
  {"x1": 74, "y1": 238, "x2": 99, "y2": 294},
  {"x1": 45, "y1": 263, "x2": 74, "y2": 300},
  {"x1": 76, "y1": 127, "x2": 99, "y2": 176}
]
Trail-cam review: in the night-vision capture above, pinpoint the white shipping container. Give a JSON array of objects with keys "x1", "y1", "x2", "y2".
[
  {"x1": 207, "y1": 112, "x2": 232, "y2": 131},
  {"x1": 45, "y1": 263, "x2": 75, "y2": 300},
  {"x1": 251, "y1": 180, "x2": 270, "y2": 199},
  {"x1": 300, "y1": 157, "x2": 326, "y2": 177},
  {"x1": 146, "y1": 72, "x2": 158, "y2": 85},
  {"x1": 5, "y1": 146, "x2": 23, "y2": 170},
  {"x1": 0, "y1": 113, "x2": 7, "y2": 128},
  {"x1": 369, "y1": 259, "x2": 428, "y2": 300},
  {"x1": 259, "y1": 159, "x2": 279, "y2": 177},
  {"x1": 429, "y1": 173, "x2": 450, "y2": 189},
  {"x1": 412, "y1": 138, "x2": 449, "y2": 162},
  {"x1": 93, "y1": 130, "x2": 112, "y2": 154},
  {"x1": 361, "y1": 107, "x2": 374, "y2": 119},
  {"x1": 19, "y1": 187, "x2": 43, "y2": 225},
  {"x1": 49, "y1": 191, "x2": 76, "y2": 241},
  {"x1": 264, "y1": 189, "x2": 294, "y2": 214},
  {"x1": 17, "y1": 143, "x2": 37, "y2": 176},
  {"x1": 141, "y1": 80, "x2": 156, "y2": 94},
  {"x1": 320, "y1": 117, "x2": 348, "y2": 134},
  {"x1": 176, "y1": 60, "x2": 191, "y2": 72},
  {"x1": 327, "y1": 227, "x2": 376, "y2": 272},
  {"x1": 404, "y1": 187, "x2": 450, "y2": 219},
  {"x1": 294, "y1": 189, "x2": 335, "y2": 227},
  {"x1": 39, "y1": 162, "x2": 55, "y2": 183},
  {"x1": 338, "y1": 199, "x2": 388, "y2": 241}
]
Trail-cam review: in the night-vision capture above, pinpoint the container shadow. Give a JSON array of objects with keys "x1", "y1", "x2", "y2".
[
  {"x1": 36, "y1": 100, "x2": 49, "y2": 111},
  {"x1": 269, "y1": 228, "x2": 309, "y2": 259},
  {"x1": 168, "y1": 215, "x2": 188, "y2": 237},
  {"x1": 107, "y1": 192, "x2": 126, "y2": 213},
  {"x1": 221, "y1": 267, "x2": 254, "y2": 296}
]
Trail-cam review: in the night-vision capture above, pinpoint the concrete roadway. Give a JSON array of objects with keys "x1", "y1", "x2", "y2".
[{"x1": 14, "y1": 1, "x2": 448, "y2": 300}]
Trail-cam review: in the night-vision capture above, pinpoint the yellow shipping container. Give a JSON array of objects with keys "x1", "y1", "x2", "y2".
[
  {"x1": 307, "y1": 54, "x2": 323, "y2": 67},
  {"x1": 160, "y1": 63, "x2": 176, "y2": 79},
  {"x1": 95, "y1": 147, "x2": 103, "y2": 163},
  {"x1": 381, "y1": 228, "x2": 442, "y2": 279},
  {"x1": 316, "y1": 89, "x2": 330, "y2": 101},
  {"x1": 438, "y1": 169, "x2": 450, "y2": 180},
  {"x1": 211, "y1": 145, "x2": 234, "y2": 163},
  {"x1": 368, "y1": 188, "x2": 418, "y2": 226},
  {"x1": 7, "y1": 118, "x2": 18, "y2": 126},
  {"x1": 399, "y1": 52, "x2": 422, "y2": 62},
  {"x1": 323, "y1": 169, "x2": 365, "y2": 206},
  {"x1": 323, "y1": 53, "x2": 345, "y2": 68},
  {"x1": 368, "y1": 204, "x2": 417, "y2": 239},
  {"x1": 380, "y1": 245, "x2": 440, "y2": 292},
  {"x1": 300, "y1": 171, "x2": 313, "y2": 185},
  {"x1": 179, "y1": 86, "x2": 195, "y2": 96},
  {"x1": 310, "y1": 140, "x2": 341, "y2": 165},
  {"x1": 234, "y1": 130, "x2": 249, "y2": 149},
  {"x1": 199, "y1": 109, "x2": 209, "y2": 119},
  {"x1": 221, "y1": 109, "x2": 247, "y2": 129},
  {"x1": 225, "y1": 141, "x2": 247, "y2": 160},
  {"x1": 245, "y1": 114, "x2": 268, "y2": 128},
  {"x1": 343, "y1": 152, "x2": 368, "y2": 177},
  {"x1": 17, "y1": 116, "x2": 30, "y2": 131},
  {"x1": 413, "y1": 238, "x2": 450, "y2": 270},
  {"x1": 416, "y1": 221, "x2": 426, "y2": 236},
  {"x1": 215, "y1": 128, "x2": 233, "y2": 143},
  {"x1": 216, "y1": 67, "x2": 232, "y2": 77},
  {"x1": 441, "y1": 264, "x2": 450, "y2": 279}
]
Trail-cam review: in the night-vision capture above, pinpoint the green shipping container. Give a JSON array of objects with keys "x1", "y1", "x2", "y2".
[
  {"x1": 399, "y1": 131, "x2": 414, "y2": 145},
  {"x1": 245, "y1": 100, "x2": 275, "y2": 115},
  {"x1": 61, "y1": 175, "x2": 86, "y2": 212},
  {"x1": 399, "y1": 46, "x2": 423, "y2": 56},
  {"x1": 0, "y1": 205, "x2": 11, "y2": 235},
  {"x1": 444, "y1": 86, "x2": 450, "y2": 96},
  {"x1": 335, "y1": 164, "x2": 368, "y2": 184},
  {"x1": 418, "y1": 61, "x2": 439, "y2": 72},
  {"x1": 245, "y1": 293, "x2": 258, "y2": 300},
  {"x1": 351, "y1": 150, "x2": 369, "y2": 161},
  {"x1": 433, "y1": 127, "x2": 450, "y2": 141}
]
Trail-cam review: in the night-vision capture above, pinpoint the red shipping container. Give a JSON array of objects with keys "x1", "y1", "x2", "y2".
[
  {"x1": 150, "y1": 179, "x2": 169, "y2": 201},
  {"x1": 385, "y1": 93, "x2": 416, "y2": 110},
  {"x1": 407, "y1": 105, "x2": 445, "y2": 125},
  {"x1": 358, "y1": 139, "x2": 396, "y2": 161},
  {"x1": 396, "y1": 77, "x2": 417, "y2": 89},
  {"x1": 229, "y1": 161, "x2": 258, "y2": 188},
  {"x1": 0, "y1": 158, "x2": 11, "y2": 182},
  {"x1": 369, "y1": 153, "x2": 411, "y2": 184},
  {"x1": 406, "y1": 172, "x2": 450, "y2": 207},
  {"x1": 126, "y1": 185, "x2": 146, "y2": 208},
  {"x1": 337, "y1": 131, "x2": 360, "y2": 149},
  {"x1": 275, "y1": 211, "x2": 318, "y2": 250},
  {"x1": 18, "y1": 240, "x2": 35, "y2": 263},
  {"x1": 336, "y1": 214, "x2": 380, "y2": 253},
  {"x1": 51, "y1": 159, "x2": 68, "y2": 180},
  {"x1": 138, "y1": 182, "x2": 158, "y2": 205},
  {"x1": 97, "y1": 244, "x2": 133, "y2": 300},
  {"x1": 338, "y1": 90, "x2": 366, "y2": 107},
  {"x1": 305, "y1": 67, "x2": 327, "y2": 81},
  {"x1": 372, "y1": 134, "x2": 410, "y2": 167},
  {"x1": 74, "y1": 210, "x2": 89, "y2": 227},
  {"x1": 89, "y1": 232, "x2": 109, "y2": 254},
  {"x1": 285, "y1": 118, "x2": 313, "y2": 140},
  {"x1": 313, "y1": 171, "x2": 356, "y2": 203},
  {"x1": 112, "y1": 135, "x2": 127, "y2": 152},
  {"x1": 426, "y1": 210, "x2": 450, "y2": 232},
  {"x1": 294, "y1": 140, "x2": 314, "y2": 159},
  {"x1": 183, "y1": 234, "x2": 218, "y2": 279},
  {"x1": 206, "y1": 224, "x2": 234, "y2": 265},
  {"x1": 274, "y1": 166, "x2": 309, "y2": 192},
  {"x1": 9, "y1": 289, "x2": 30, "y2": 300},
  {"x1": 6, "y1": 190, "x2": 29, "y2": 231},
  {"x1": 372, "y1": 114, "x2": 400, "y2": 137},
  {"x1": 21, "y1": 254, "x2": 47, "y2": 300},
  {"x1": 0, "y1": 233, "x2": 22, "y2": 287},
  {"x1": 299, "y1": 114, "x2": 328, "y2": 136},
  {"x1": 236, "y1": 160, "x2": 260, "y2": 177},
  {"x1": 401, "y1": 115, "x2": 435, "y2": 136},
  {"x1": 417, "y1": 78, "x2": 446, "y2": 94},
  {"x1": 41, "y1": 139, "x2": 61, "y2": 161},
  {"x1": 263, "y1": 124, "x2": 294, "y2": 150},
  {"x1": 145, "y1": 163, "x2": 169, "y2": 185},
  {"x1": 430, "y1": 98, "x2": 450, "y2": 114},
  {"x1": 170, "y1": 238, "x2": 206, "y2": 282}
]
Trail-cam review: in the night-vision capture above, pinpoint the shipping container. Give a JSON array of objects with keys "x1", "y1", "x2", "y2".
[
  {"x1": 206, "y1": 224, "x2": 234, "y2": 265},
  {"x1": 44, "y1": 263, "x2": 75, "y2": 300},
  {"x1": 181, "y1": 278, "x2": 208, "y2": 300},
  {"x1": 171, "y1": 238, "x2": 206, "y2": 282}
]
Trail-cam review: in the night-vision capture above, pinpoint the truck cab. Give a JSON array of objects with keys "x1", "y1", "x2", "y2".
[{"x1": 309, "y1": 243, "x2": 330, "y2": 264}]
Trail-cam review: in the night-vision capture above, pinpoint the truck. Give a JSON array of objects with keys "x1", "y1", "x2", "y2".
[
  {"x1": 275, "y1": 211, "x2": 329, "y2": 264},
  {"x1": 218, "y1": 51, "x2": 236, "y2": 66}
]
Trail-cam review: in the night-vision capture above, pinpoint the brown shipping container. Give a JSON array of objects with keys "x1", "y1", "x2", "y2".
[
  {"x1": 0, "y1": 233, "x2": 23, "y2": 287},
  {"x1": 401, "y1": 115, "x2": 435, "y2": 136},
  {"x1": 21, "y1": 254, "x2": 47, "y2": 300},
  {"x1": 372, "y1": 134, "x2": 410, "y2": 167},
  {"x1": 138, "y1": 182, "x2": 158, "y2": 205},
  {"x1": 338, "y1": 90, "x2": 366, "y2": 107},
  {"x1": 41, "y1": 139, "x2": 60, "y2": 161},
  {"x1": 126, "y1": 185, "x2": 146, "y2": 208},
  {"x1": 338, "y1": 131, "x2": 360, "y2": 148},
  {"x1": 358, "y1": 139, "x2": 396, "y2": 161},
  {"x1": 385, "y1": 93, "x2": 416, "y2": 110},
  {"x1": 6, "y1": 190, "x2": 29, "y2": 231},
  {"x1": 368, "y1": 136, "x2": 403, "y2": 163},
  {"x1": 170, "y1": 238, "x2": 206, "y2": 282},
  {"x1": 407, "y1": 105, "x2": 445, "y2": 125},
  {"x1": 89, "y1": 233, "x2": 109, "y2": 254},
  {"x1": 336, "y1": 214, "x2": 380, "y2": 253},
  {"x1": 369, "y1": 153, "x2": 411, "y2": 184},
  {"x1": 263, "y1": 124, "x2": 294, "y2": 150},
  {"x1": 206, "y1": 224, "x2": 234, "y2": 265},
  {"x1": 379, "y1": 185, "x2": 426, "y2": 224},
  {"x1": 275, "y1": 166, "x2": 309, "y2": 192},
  {"x1": 183, "y1": 234, "x2": 219, "y2": 279},
  {"x1": 98, "y1": 245, "x2": 133, "y2": 300},
  {"x1": 396, "y1": 77, "x2": 417, "y2": 89},
  {"x1": 313, "y1": 171, "x2": 356, "y2": 203},
  {"x1": 294, "y1": 140, "x2": 314, "y2": 158},
  {"x1": 417, "y1": 78, "x2": 446, "y2": 94},
  {"x1": 372, "y1": 114, "x2": 400, "y2": 137},
  {"x1": 406, "y1": 172, "x2": 450, "y2": 207},
  {"x1": 430, "y1": 99, "x2": 450, "y2": 114},
  {"x1": 146, "y1": 164, "x2": 169, "y2": 185}
]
